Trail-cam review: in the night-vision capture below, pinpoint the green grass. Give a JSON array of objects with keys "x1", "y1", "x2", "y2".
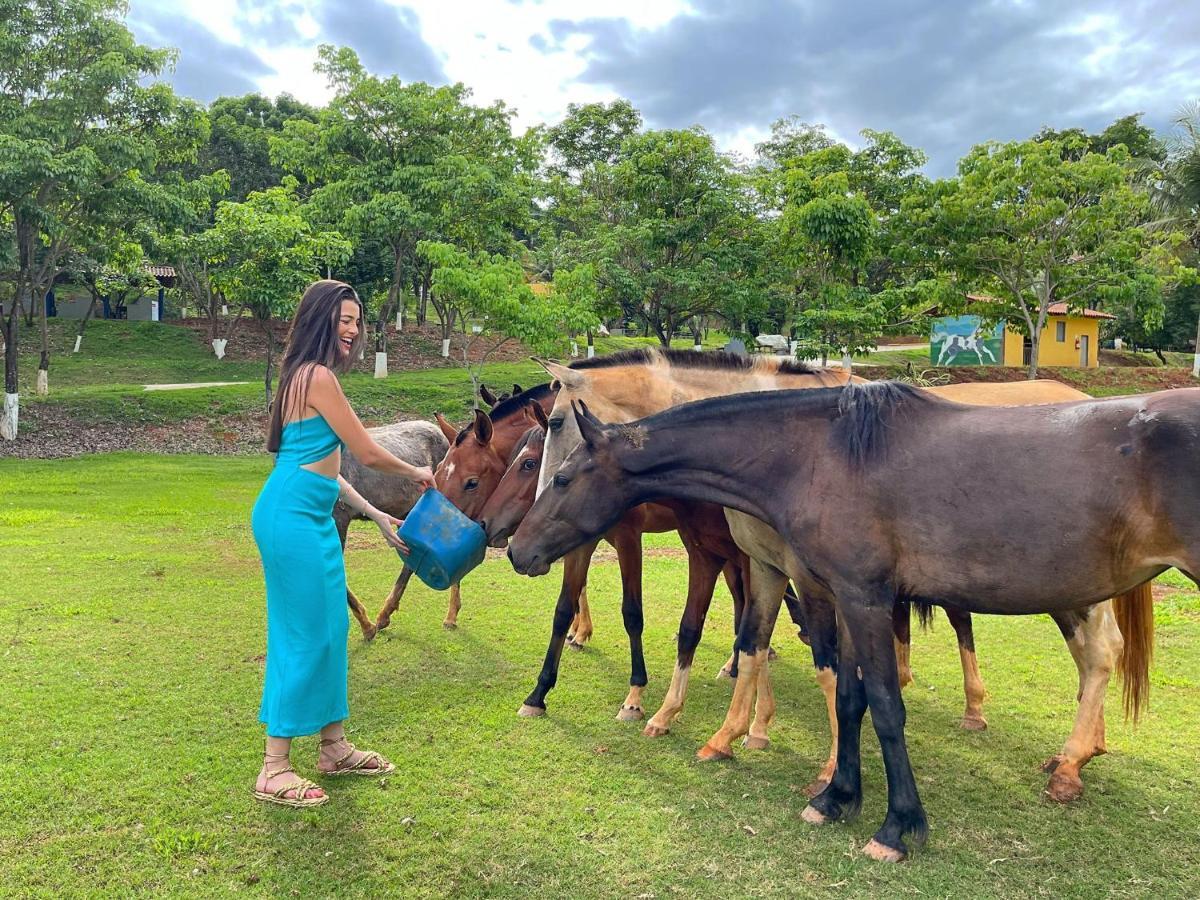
[{"x1": 2, "y1": 455, "x2": 1199, "y2": 897}]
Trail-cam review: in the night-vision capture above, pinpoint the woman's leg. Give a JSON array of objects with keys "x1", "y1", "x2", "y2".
[
  {"x1": 317, "y1": 721, "x2": 395, "y2": 774},
  {"x1": 255, "y1": 736, "x2": 326, "y2": 800}
]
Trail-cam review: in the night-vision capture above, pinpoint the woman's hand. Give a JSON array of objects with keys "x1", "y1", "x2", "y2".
[
  {"x1": 409, "y1": 465, "x2": 435, "y2": 492},
  {"x1": 372, "y1": 512, "x2": 409, "y2": 555}
]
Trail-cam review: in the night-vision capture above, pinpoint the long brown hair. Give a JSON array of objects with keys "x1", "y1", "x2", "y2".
[{"x1": 266, "y1": 280, "x2": 366, "y2": 452}]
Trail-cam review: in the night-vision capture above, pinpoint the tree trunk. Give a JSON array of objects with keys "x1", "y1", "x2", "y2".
[
  {"x1": 690, "y1": 317, "x2": 703, "y2": 352},
  {"x1": 586, "y1": 330, "x2": 595, "y2": 358},
  {"x1": 37, "y1": 287, "x2": 49, "y2": 396},
  {"x1": 2, "y1": 303, "x2": 18, "y2": 440},
  {"x1": 263, "y1": 319, "x2": 275, "y2": 409},
  {"x1": 75, "y1": 294, "x2": 98, "y2": 353},
  {"x1": 1026, "y1": 330, "x2": 1041, "y2": 380},
  {"x1": 1192, "y1": 308, "x2": 1200, "y2": 379}
]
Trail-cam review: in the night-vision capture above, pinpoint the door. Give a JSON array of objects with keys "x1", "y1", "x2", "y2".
[{"x1": 1079, "y1": 334, "x2": 1089, "y2": 367}]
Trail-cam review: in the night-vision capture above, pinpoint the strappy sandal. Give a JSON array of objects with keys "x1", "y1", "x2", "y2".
[
  {"x1": 318, "y1": 737, "x2": 396, "y2": 777},
  {"x1": 252, "y1": 763, "x2": 329, "y2": 809}
]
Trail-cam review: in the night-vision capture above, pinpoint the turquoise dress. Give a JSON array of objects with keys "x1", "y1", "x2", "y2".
[{"x1": 251, "y1": 414, "x2": 348, "y2": 738}]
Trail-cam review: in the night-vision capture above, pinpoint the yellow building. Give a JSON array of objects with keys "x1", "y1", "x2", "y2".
[{"x1": 999, "y1": 303, "x2": 1115, "y2": 368}]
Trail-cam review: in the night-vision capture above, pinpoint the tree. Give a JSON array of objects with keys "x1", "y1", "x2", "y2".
[
  {"x1": 1136, "y1": 101, "x2": 1200, "y2": 376},
  {"x1": 544, "y1": 99, "x2": 642, "y2": 177},
  {"x1": 419, "y1": 241, "x2": 598, "y2": 403},
  {"x1": 64, "y1": 227, "x2": 156, "y2": 352},
  {"x1": 207, "y1": 179, "x2": 351, "y2": 406},
  {"x1": 198, "y1": 93, "x2": 318, "y2": 202},
  {"x1": 572, "y1": 128, "x2": 756, "y2": 346},
  {"x1": 1035, "y1": 113, "x2": 1167, "y2": 163},
  {"x1": 0, "y1": 0, "x2": 203, "y2": 438},
  {"x1": 272, "y1": 46, "x2": 535, "y2": 364},
  {"x1": 902, "y1": 139, "x2": 1185, "y2": 378}
]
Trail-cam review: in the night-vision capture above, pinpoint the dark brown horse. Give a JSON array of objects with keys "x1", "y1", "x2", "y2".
[{"x1": 508, "y1": 384, "x2": 1193, "y2": 861}]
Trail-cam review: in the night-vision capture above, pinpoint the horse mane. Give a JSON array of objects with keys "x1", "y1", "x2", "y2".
[
  {"x1": 834, "y1": 381, "x2": 933, "y2": 469},
  {"x1": 454, "y1": 382, "x2": 555, "y2": 445},
  {"x1": 569, "y1": 347, "x2": 814, "y2": 376}
]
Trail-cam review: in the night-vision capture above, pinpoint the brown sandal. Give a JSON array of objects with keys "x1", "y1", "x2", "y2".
[
  {"x1": 318, "y1": 737, "x2": 396, "y2": 777},
  {"x1": 252, "y1": 764, "x2": 329, "y2": 809}
]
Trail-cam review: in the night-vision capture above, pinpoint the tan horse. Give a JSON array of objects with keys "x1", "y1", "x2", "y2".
[{"x1": 534, "y1": 348, "x2": 1151, "y2": 802}]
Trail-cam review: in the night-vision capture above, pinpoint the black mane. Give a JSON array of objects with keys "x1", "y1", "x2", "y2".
[
  {"x1": 455, "y1": 382, "x2": 555, "y2": 444},
  {"x1": 569, "y1": 347, "x2": 814, "y2": 376}
]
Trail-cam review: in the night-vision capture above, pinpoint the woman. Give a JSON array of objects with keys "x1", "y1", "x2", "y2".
[{"x1": 251, "y1": 280, "x2": 436, "y2": 808}]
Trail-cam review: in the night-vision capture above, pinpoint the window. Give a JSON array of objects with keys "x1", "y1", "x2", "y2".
[{"x1": 1056, "y1": 321, "x2": 1066, "y2": 342}]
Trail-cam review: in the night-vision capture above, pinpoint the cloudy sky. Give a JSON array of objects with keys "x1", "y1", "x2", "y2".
[{"x1": 126, "y1": 0, "x2": 1200, "y2": 174}]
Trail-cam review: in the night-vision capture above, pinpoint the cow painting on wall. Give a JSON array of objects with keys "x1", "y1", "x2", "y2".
[{"x1": 930, "y1": 315, "x2": 1003, "y2": 366}]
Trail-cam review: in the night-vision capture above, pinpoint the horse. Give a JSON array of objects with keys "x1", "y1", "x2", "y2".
[
  {"x1": 508, "y1": 384, "x2": 1194, "y2": 861},
  {"x1": 530, "y1": 348, "x2": 1148, "y2": 802},
  {"x1": 933, "y1": 325, "x2": 997, "y2": 366},
  {"x1": 372, "y1": 385, "x2": 557, "y2": 634},
  {"x1": 403, "y1": 386, "x2": 755, "y2": 723},
  {"x1": 334, "y1": 420, "x2": 449, "y2": 639}
]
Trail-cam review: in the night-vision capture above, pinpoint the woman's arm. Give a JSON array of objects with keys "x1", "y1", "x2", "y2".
[
  {"x1": 337, "y1": 475, "x2": 410, "y2": 553},
  {"x1": 305, "y1": 365, "x2": 435, "y2": 489}
]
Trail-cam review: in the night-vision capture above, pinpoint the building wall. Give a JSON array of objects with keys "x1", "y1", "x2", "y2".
[{"x1": 1001, "y1": 317, "x2": 1102, "y2": 368}]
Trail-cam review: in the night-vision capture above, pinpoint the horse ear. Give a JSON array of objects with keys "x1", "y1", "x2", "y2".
[
  {"x1": 434, "y1": 412, "x2": 458, "y2": 443},
  {"x1": 479, "y1": 384, "x2": 497, "y2": 408},
  {"x1": 473, "y1": 408, "x2": 494, "y2": 445},
  {"x1": 511, "y1": 383, "x2": 523, "y2": 396},
  {"x1": 572, "y1": 400, "x2": 607, "y2": 449},
  {"x1": 533, "y1": 357, "x2": 584, "y2": 390},
  {"x1": 530, "y1": 400, "x2": 549, "y2": 430}
]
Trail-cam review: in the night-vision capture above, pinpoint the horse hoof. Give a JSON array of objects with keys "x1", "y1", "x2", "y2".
[
  {"x1": 567, "y1": 639, "x2": 585, "y2": 652},
  {"x1": 362, "y1": 625, "x2": 377, "y2": 642},
  {"x1": 715, "y1": 667, "x2": 733, "y2": 681},
  {"x1": 616, "y1": 705, "x2": 644, "y2": 722},
  {"x1": 803, "y1": 779, "x2": 829, "y2": 799},
  {"x1": 1044, "y1": 771, "x2": 1084, "y2": 803},
  {"x1": 801, "y1": 805, "x2": 830, "y2": 826},
  {"x1": 959, "y1": 715, "x2": 988, "y2": 731},
  {"x1": 1041, "y1": 755, "x2": 1064, "y2": 774},
  {"x1": 442, "y1": 621, "x2": 458, "y2": 630},
  {"x1": 742, "y1": 735, "x2": 770, "y2": 751},
  {"x1": 696, "y1": 742, "x2": 733, "y2": 762},
  {"x1": 767, "y1": 646, "x2": 779, "y2": 662},
  {"x1": 517, "y1": 704, "x2": 546, "y2": 719},
  {"x1": 643, "y1": 722, "x2": 670, "y2": 738},
  {"x1": 862, "y1": 839, "x2": 906, "y2": 863}
]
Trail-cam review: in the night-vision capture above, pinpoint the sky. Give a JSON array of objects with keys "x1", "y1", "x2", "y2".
[{"x1": 125, "y1": 0, "x2": 1200, "y2": 175}]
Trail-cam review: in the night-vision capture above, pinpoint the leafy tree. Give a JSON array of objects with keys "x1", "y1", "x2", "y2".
[
  {"x1": 272, "y1": 45, "x2": 535, "y2": 361},
  {"x1": 1035, "y1": 113, "x2": 1167, "y2": 163},
  {"x1": 208, "y1": 179, "x2": 351, "y2": 405},
  {"x1": 419, "y1": 241, "x2": 598, "y2": 403},
  {"x1": 198, "y1": 93, "x2": 318, "y2": 202},
  {"x1": 903, "y1": 139, "x2": 1186, "y2": 378},
  {"x1": 544, "y1": 99, "x2": 642, "y2": 178},
  {"x1": 64, "y1": 226, "x2": 156, "y2": 350},
  {"x1": 0, "y1": 0, "x2": 202, "y2": 438}
]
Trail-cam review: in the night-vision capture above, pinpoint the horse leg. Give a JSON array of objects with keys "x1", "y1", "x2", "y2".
[
  {"x1": 802, "y1": 595, "x2": 840, "y2": 797},
  {"x1": 1042, "y1": 603, "x2": 1122, "y2": 802},
  {"x1": 518, "y1": 540, "x2": 599, "y2": 717},
  {"x1": 568, "y1": 584, "x2": 594, "y2": 650},
  {"x1": 373, "y1": 565, "x2": 415, "y2": 633},
  {"x1": 782, "y1": 582, "x2": 809, "y2": 645},
  {"x1": 442, "y1": 582, "x2": 462, "y2": 630},
  {"x1": 347, "y1": 587, "x2": 377, "y2": 641},
  {"x1": 612, "y1": 530, "x2": 647, "y2": 721},
  {"x1": 697, "y1": 559, "x2": 786, "y2": 761},
  {"x1": 644, "y1": 547, "x2": 724, "y2": 737},
  {"x1": 944, "y1": 607, "x2": 987, "y2": 730},
  {"x1": 891, "y1": 600, "x2": 914, "y2": 688},
  {"x1": 744, "y1": 563, "x2": 790, "y2": 751},
  {"x1": 806, "y1": 590, "x2": 928, "y2": 863},
  {"x1": 717, "y1": 561, "x2": 746, "y2": 679}
]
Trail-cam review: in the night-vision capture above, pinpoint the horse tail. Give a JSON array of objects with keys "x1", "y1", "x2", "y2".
[
  {"x1": 913, "y1": 599, "x2": 937, "y2": 632},
  {"x1": 1114, "y1": 580, "x2": 1155, "y2": 722}
]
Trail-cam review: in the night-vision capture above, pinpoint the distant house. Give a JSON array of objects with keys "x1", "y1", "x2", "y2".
[
  {"x1": 38, "y1": 264, "x2": 177, "y2": 322},
  {"x1": 930, "y1": 295, "x2": 1115, "y2": 368}
]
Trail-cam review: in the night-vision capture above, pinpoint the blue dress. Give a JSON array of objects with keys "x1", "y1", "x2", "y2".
[{"x1": 251, "y1": 414, "x2": 348, "y2": 738}]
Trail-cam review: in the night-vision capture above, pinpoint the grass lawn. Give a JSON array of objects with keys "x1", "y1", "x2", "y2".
[{"x1": 2, "y1": 455, "x2": 1199, "y2": 897}]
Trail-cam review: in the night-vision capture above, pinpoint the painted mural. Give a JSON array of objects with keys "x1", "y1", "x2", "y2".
[{"x1": 930, "y1": 315, "x2": 1003, "y2": 366}]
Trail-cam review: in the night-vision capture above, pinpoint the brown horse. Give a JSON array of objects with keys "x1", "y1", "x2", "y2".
[
  {"x1": 401, "y1": 386, "x2": 753, "y2": 722},
  {"x1": 532, "y1": 349, "x2": 1147, "y2": 802},
  {"x1": 508, "y1": 384, "x2": 1192, "y2": 860}
]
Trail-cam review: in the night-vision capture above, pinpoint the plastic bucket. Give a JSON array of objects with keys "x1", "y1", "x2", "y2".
[{"x1": 396, "y1": 489, "x2": 487, "y2": 590}]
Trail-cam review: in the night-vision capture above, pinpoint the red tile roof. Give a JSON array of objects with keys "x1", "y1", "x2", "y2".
[{"x1": 965, "y1": 293, "x2": 1114, "y2": 319}]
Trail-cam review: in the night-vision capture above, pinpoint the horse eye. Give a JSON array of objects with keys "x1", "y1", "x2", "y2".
[
  {"x1": 521, "y1": 458, "x2": 537, "y2": 471},
  {"x1": 548, "y1": 418, "x2": 563, "y2": 432},
  {"x1": 553, "y1": 473, "x2": 570, "y2": 488},
  {"x1": 465, "y1": 478, "x2": 479, "y2": 491}
]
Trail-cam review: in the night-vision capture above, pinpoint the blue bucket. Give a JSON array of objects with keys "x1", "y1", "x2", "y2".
[{"x1": 396, "y1": 489, "x2": 487, "y2": 590}]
